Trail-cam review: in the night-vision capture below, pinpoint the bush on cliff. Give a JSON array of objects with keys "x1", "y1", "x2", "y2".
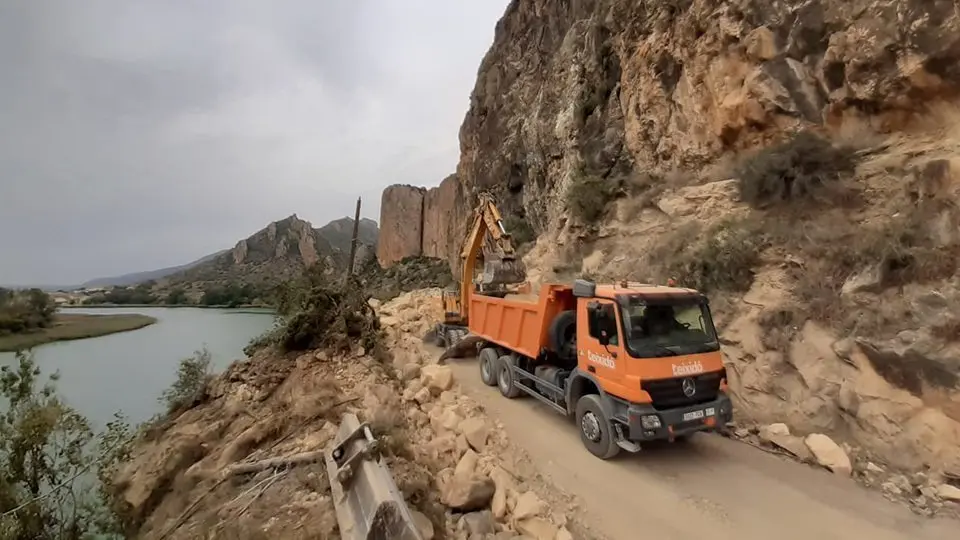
[
  {"x1": 657, "y1": 219, "x2": 763, "y2": 293},
  {"x1": 567, "y1": 166, "x2": 619, "y2": 224},
  {"x1": 0, "y1": 351, "x2": 135, "y2": 539},
  {"x1": 735, "y1": 131, "x2": 859, "y2": 207},
  {"x1": 159, "y1": 348, "x2": 214, "y2": 415}
]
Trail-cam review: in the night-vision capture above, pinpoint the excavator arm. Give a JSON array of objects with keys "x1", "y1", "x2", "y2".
[{"x1": 440, "y1": 193, "x2": 526, "y2": 327}]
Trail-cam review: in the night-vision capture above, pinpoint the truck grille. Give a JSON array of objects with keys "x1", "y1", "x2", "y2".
[{"x1": 641, "y1": 372, "x2": 722, "y2": 410}]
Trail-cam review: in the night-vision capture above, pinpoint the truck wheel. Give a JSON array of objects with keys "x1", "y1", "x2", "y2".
[
  {"x1": 479, "y1": 347, "x2": 499, "y2": 386},
  {"x1": 497, "y1": 355, "x2": 522, "y2": 398},
  {"x1": 548, "y1": 310, "x2": 577, "y2": 361},
  {"x1": 575, "y1": 394, "x2": 620, "y2": 459}
]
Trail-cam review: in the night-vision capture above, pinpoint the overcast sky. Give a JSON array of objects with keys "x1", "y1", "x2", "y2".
[{"x1": 0, "y1": 0, "x2": 508, "y2": 285}]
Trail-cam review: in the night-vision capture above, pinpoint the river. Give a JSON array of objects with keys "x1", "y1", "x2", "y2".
[{"x1": 0, "y1": 307, "x2": 275, "y2": 428}]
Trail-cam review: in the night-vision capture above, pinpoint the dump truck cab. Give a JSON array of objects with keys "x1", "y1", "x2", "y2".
[
  {"x1": 566, "y1": 280, "x2": 732, "y2": 456},
  {"x1": 467, "y1": 278, "x2": 733, "y2": 459}
]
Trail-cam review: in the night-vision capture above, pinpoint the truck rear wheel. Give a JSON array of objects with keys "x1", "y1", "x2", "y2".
[
  {"x1": 479, "y1": 347, "x2": 499, "y2": 386},
  {"x1": 497, "y1": 355, "x2": 522, "y2": 398},
  {"x1": 575, "y1": 394, "x2": 620, "y2": 460}
]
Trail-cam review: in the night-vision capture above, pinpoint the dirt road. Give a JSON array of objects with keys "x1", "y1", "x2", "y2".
[{"x1": 444, "y1": 357, "x2": 958, "y2": 540}]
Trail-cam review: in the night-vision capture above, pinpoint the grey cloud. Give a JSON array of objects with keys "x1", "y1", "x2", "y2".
[{"x1": 0, "y1": 0, "x2": 508, "y2": 285}]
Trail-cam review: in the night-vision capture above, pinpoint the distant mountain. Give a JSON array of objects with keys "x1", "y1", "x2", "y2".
[
  {"x1": 154, "y1": 214, "x2": 380, "y2": 292},
  {"x1": 81, "y1": 251, "x2": 227, "y2": 288},
  {"x1": 316, "y1": 217, "x2": 379, "y2": 253},
  {"x1": 81, "y1": 215, "x2": 380, "y2": 292}
]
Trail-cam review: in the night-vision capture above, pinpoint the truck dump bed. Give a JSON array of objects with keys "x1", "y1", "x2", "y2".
[{"x1": 467, "y1": 284, "x2": 575, "y2": 358}]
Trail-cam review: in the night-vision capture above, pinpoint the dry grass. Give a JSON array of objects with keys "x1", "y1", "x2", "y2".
[{"x1": 0, "y1": 313, "x2": 156, "y2": 352}]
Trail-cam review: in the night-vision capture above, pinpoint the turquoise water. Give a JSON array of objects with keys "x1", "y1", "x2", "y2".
[{"x1": 0, "y1": 307, "x2": 275, "y2": 427}]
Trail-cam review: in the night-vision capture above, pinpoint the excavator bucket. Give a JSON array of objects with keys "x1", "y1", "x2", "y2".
[{"x1": 480, "y1": 259, "x2": 526, "y2": 285}]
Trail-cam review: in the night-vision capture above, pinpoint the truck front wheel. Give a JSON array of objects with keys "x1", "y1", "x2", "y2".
[
  {"x1": 497, "y1": 355, "x2": 522, "y2": 399},
  {"x1": 479, "y1": 347, "x2": 499, "y2": 386},
  {"x1": 575, "y1": 394, "x2": 620, "y2": 459}
]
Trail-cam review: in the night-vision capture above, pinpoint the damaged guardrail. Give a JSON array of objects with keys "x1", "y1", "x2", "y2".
[{"x1": 325, "y1": 412, "x2": 424, "y2": 540}]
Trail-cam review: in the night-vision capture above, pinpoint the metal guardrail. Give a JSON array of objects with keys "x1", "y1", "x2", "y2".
[{"x1": 324, "y1": 413, "x2": 424, "y2": 540}]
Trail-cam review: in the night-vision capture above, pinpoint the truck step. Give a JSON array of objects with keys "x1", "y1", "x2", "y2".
[{"x1": 614, "y1": 425, "x2": 642, "y2": 453}]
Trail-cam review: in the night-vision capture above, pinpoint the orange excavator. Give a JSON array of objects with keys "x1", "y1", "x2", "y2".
[{"x1": 425, "y1": 192, "x2": 527, "y2": 348}]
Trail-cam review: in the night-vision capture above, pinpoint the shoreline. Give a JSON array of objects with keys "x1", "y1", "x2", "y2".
[
  {"x1": 60, "y1": 303, "x2": 273, "y2": 311},
  {"x1": 0, "y1": 313, "x2": 157, "y2": 352}
]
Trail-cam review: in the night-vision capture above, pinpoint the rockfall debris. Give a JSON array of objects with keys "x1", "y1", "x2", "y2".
[{"x1": 113, "y1": 286, "x2": 585, "y2": 540}]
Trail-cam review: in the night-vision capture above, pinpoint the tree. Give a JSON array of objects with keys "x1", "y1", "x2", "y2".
[
  {"x1": 0, "y1": 289, "x2": 55, "y2": 336},
  {"x1": 165, "y1": 288, "x2": 188, "y2": 305},
  {"x1": 0, "y1": 351, "x2": 133, "y2": 539}
]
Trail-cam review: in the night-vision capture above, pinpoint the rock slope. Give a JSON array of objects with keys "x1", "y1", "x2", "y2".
[
  {"x1": 113, "y1": 289, "x2": 587, "y2": 540},
  {"x1": 377, "y1": 0, "x2": 960, "y2": 479}
]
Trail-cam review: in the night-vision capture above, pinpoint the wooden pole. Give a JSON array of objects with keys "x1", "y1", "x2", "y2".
[{"x1": 346, "y1": 197, "x2": 362, "y2": 278}]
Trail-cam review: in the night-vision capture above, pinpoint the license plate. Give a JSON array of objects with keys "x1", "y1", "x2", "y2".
[{"x1": 682, "y1": 408, "x2": 715, "y2": 422}]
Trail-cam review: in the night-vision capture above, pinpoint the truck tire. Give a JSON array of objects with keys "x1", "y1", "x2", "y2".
[
  {"x1": 479, "y1": 347, "x2": 499, "y2": 387},
  {"x1": 575, "y1": 394, "x2": 620, "y2": 459},
  {"x1": 549, "y1": 310, "x2": 577, "y2": 362},
  {"x1": 497, "y1": 355, "x2": 522, "y2": 398}
]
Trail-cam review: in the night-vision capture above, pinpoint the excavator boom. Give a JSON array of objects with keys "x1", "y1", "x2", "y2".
[{"x1": 427, "y1": 193, "x2": 527, "y2": 348}]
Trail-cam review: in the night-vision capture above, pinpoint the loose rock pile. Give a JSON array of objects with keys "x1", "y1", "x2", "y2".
[
  {"x1": 376, "y1": 289, "x2": 583, "y2": 540},
  {"x1": 733, "y1": 422, "x2": 960, "y2": 517}
]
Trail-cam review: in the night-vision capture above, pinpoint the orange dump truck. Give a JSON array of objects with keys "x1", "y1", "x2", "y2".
[{"x1": 469, "y1": 279, "x2": 732, "y2": 459}]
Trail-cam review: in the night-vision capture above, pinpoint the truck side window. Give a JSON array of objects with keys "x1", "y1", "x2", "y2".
[{"x1": 589, "y1": 303, "x2": 619, "y2": 346}]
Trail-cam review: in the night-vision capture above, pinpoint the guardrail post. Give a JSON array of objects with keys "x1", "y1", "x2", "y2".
[{"x1": 325, "y1": 412, "x2": 424, "y2": 540}]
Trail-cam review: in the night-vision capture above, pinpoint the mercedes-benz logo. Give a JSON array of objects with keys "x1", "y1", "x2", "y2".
[{"x1": 681, "y1": 377, "x2": 696, "y2": 397}]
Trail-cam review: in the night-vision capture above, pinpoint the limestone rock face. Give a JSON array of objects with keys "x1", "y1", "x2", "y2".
[
  {"x1": 377, "y1": 185, "x2": 425, "y2": 266},
  {"x1": 422, "y1": 174, "x2": 468, "y2": 270},
  {"x1": 378, "y1": 0, "x2": 960, "y2": 269}
]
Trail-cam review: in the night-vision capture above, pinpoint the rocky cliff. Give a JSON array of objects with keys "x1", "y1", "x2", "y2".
[
  {"x1": 378, "y1": 0, "x2": 960, "y2": 477},
  {"x1": 377, "y1": 175, "x2": 467, "y2": 269},
  {"x1": 162, "y1": 214, "x2": 379, "y2": 291}
]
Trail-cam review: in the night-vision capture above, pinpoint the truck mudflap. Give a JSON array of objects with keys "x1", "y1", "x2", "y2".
[
  {"x1": 325, "y1": 413, "x2": 424, "y2": 540},
  {"x1": 624, "y1": 393, "x2": 734, "y2": 442}
]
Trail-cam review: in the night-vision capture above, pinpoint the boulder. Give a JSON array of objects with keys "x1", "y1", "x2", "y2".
[
  {"x1": 411, "y1": 510, "x2": 435, "y2": 540},
  {"x1": 461, "y1": 417, "x2": 491, "y2": 453},
  {"x1": 460, "y1": 510, "x2": 496, "y2": 536},
  {"x1": 516, "y1": 517, "x2": 559, "y2": 540},
  {"x1": 441, "y1": 476, "x2": 496, "y2": 511},
  {"x1": 454, "y1": 449, "x2": 480, "y2": 479},
  {"x1": 422, "y1": 364, "x2": 455, "y2": 393},
  {"x1": 400, "y1": 363, "x2": 421, "y2": 382},
  {"x1": 758, "y1": 423, "x2": 790, "y2": 442},
  {"x1": 804, "y1": 434, "x2": 852, "y2": 476},
  {"x1": 937, "y1": 483, "x2": 960, "y2": 502},
  {"x1": 513, "y1": 491, "x2": 546, "y2": 521}
]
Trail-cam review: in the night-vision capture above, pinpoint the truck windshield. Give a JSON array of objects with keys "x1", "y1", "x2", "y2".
[{"x1": 618, "y1": 297, "x2": 719, "y2": 358}]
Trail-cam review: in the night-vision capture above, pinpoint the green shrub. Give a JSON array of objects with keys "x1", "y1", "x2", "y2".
[
  {"x1": 0, "y1": 350, "x2": 135, "y2": 538},
  {"x1": 735, "y1": 131, "x2": 858, "y2": 207},
  {"x1": 502, "y1": 216, "x2": 536, "y2": 246},
  {"x1": 662, "y1": 219, "x2": 763, "y2": 293},
  {"x1": 567, "y1": 172, "x2": 618, "y2": 223},
  {"x1": 159, "y1": 348, "x2": 213, "y2": 414}
]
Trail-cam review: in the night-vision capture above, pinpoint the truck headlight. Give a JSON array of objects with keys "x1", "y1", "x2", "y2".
[{"x1": 640, "y1": 415, "x2": 661, "y2": 429}]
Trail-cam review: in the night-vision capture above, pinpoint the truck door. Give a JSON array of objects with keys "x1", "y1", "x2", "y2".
[{"x1": 578, "y1": 299, "x2": 631, "y2": 399}]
